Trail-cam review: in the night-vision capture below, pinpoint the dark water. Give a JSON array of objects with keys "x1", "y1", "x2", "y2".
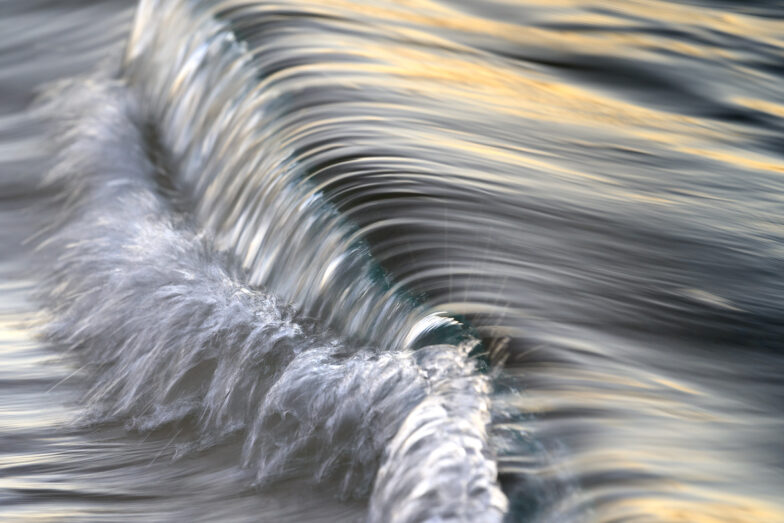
[{"x1": 1, "y1": 0, "x2": 783, "y2": 521}]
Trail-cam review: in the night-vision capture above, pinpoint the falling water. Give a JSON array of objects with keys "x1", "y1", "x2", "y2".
[{"x1": 1, "y1": 0, "x2": 784, "y2": 521}]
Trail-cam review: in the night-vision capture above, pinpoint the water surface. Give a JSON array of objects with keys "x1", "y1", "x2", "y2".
[{"x1": 1, "y1": 0, "x2": 783, "y2": 521}]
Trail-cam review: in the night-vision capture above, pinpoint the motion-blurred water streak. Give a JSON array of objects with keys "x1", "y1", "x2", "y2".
[{"x1": 1, "y1": 0, "x2": 784, "y2": 521}]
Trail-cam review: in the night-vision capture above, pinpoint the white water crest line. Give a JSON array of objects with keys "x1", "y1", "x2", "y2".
[
  {"x1": 123, "y1": 0, "x2": 459, "y2": 353},
  {"x1": 34, "y1": 39, "x2": 507, "y2": 523}
]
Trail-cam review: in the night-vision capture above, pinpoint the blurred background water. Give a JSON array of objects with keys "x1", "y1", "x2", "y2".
[{"x1": 1, "y1": 0, "x2": 783, "y2": 521}]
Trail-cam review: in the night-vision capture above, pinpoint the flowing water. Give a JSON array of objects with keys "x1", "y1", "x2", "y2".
[{"x1": 1, "y1": 0, "x2": 784, "y2": 521}]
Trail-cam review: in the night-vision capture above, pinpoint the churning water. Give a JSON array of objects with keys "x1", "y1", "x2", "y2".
[{"x1": 1, "y1": 0, "x2": 784, "y2": 521}]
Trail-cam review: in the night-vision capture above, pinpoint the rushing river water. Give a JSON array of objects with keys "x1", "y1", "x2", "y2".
[{"x1": 2, "y1": 0, "x2": 784, "y2": 521}]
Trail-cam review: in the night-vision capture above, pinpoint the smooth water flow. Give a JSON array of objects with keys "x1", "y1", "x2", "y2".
[{"x1": 1, "y1": 0, "x2": 784, "y2": 521}]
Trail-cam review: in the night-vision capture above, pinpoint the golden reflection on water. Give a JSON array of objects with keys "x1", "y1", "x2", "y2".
[
  {"x1": 266, "y1": 0, "x2": 784, "y2": 190},
  {"x1": 601, "y1": 496, "x2": 784, "y2": 523},
  {"x1": 506, "y1": 355, "x2": 784, "y2": 522}
]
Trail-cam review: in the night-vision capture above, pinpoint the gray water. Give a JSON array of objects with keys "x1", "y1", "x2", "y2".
[{"x1": 1, "y1": 0, "x2": 784, "y2": 521}]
